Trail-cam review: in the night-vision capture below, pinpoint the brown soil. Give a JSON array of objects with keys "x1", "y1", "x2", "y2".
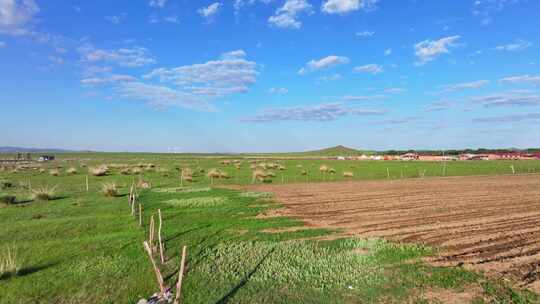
[{"x1": 246, "y1": 174, "x2": 540, "y2": 293}]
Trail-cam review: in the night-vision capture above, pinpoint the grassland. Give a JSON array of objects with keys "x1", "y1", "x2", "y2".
[{"x1": 1, "y1": 153, "x2": 539, "y2": 303}]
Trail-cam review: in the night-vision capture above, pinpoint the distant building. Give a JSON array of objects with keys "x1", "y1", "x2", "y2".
[
  {"x1": 38, "y1": 155, "x2": 55, "y2": 162},
  {"x1": 400, "y1": 153, "x2": 419, "y2": 161}
]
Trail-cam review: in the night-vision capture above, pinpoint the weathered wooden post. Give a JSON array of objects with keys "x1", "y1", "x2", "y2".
[{"x1": 174, "y1": 246, "x2": 188, "y2": 304}]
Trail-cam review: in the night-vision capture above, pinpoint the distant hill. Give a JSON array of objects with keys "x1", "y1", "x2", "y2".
[
  {"x1": 0, "y1": 146, "x2": 76, "y2": 153},
  {"x1": 300, "y1": 145, "x2": 371, "y2": 156}
]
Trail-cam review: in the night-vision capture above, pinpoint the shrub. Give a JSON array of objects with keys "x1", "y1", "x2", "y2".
[
  {"x1": 0, "y1": 180, "x2": 13, "y2": 190},
  {"x1": 0, "y1": 246, "x2": 21, "y2": 278},
  {"x1": 31, "y1": 185, "x2": 57, "y2": 201},
  {"x1": 89, "y1": 165, "x2": 109, "y2": 177},
  {"x1": 0, "y1": 193, "x2": 16, "y2": 205},
  {"x1": 66, "y1": 167, "x2": 78, "y2": 175},
  {"x1": 49, "y1": 169, "x2": 60, "y2": 176},
  {"x1": 101, "y1": 182, "x2": 118, "y2": 197}
]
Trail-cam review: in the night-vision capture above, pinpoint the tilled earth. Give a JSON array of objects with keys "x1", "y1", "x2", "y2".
[{"x1": 246, "y1": 174, "x2": 540, "y2": 293}]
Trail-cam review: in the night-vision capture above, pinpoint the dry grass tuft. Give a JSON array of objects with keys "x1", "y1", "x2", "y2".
[
  {"x1": 343, "y1": 171, "x2": 354, "y2": 178},
  {"x1": 49, "y1": 169, "x2": 60, "y2": 176},
  {"x1": 182, "y1": 168, "x2": 194, "y2": 182},
  {"x1": 0, "y1": 246, "x2": 21, "y2": 278},
  {"x1": 137, "y1": 179, "x2": 152, "y2": 189},
  {"x1": 207, "y1": 168, "x2": 222, "y2": 179},
  {"x1": 31, "y1": 185, "x2": 57, "y2": 201},
  {"x1": 319, "y1": 165, "x2": 329, "y2": 173},
  {"x1": 131, "y1": 167, "x2": 142, "y2": 175},
  {"x1": 89, "y1": 165, "x2": 109, "y2": 177},
  {"x1": 66, "y1": 167, "x2": 78, "y2": 175},
  {"x1": 120, "y1": 167, "x2": 131, "y2": 175},
  {"x1": 101, "y1": 182, "x2": 118, "y2": 197}
]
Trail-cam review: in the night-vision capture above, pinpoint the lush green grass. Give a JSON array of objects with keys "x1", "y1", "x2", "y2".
[{"x1": 0, "y1": 155, "x2": 539, "y2": 303}]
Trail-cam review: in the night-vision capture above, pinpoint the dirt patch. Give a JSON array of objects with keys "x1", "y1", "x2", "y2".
[
  {"x1": 423, "y1": 284, "x2": 482, "y2": 304},
  {"x1": 246, "y1": 174, "x2": 540, "y2": 293}
]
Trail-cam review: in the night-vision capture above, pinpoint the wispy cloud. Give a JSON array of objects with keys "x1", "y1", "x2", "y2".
[
  {"x1": 317, "y1": 73, "x2": 342, "y2": 83},
  {"x1": 384, "y1": 87, "x2": 406, "y2": 94},
  {"x1": 414, "y1": 35, "x2": 460, "y2": 65},
  {"x1": 494, "y1": 39, "x2": 532, "y2": 51},
  {"x1": 322, "y1": 0, "x2": 378, "y2": 14},
  {"x1": 470, "y1": 92, "x2": 540, "y2": 107},
  {"x1": 356, "y1": 30, "x2": 375, "y2": 37},
  {"x1": 473, "y1": 0, "x2": 525, "y2": 25},
  {"x1": 425, "y1": 100, "x2": 454, "y2": 112},
  {"x1": 81, "y1": 75, "x2": 137, "y2": 85},
  {"x1": 115, "y1": 82, "x2": 215, "y2": 111},
  {"x1": 106, "y1": 14, "x2": 127, "y2": 24},
  {"x1": 473, "y1": 113, "x2": 540, "y2": 123},
  {"x1": 0, "y1": 0, "x2": 39, "y2": 36},
  {"x1": 384, "y1": 48, "x2": 392, "y2": 56},
  {"x1": 149, "y1": 0, "x2": 167, "y2": 8},
  {"x1": 242, "y1": 102, "x2": 386, "y2": 122},
  {"x1": 500, "y1": 75, "x2": 540, "y2": 86},
  {"x1": 268, "y1": 87, "x2": 289, "y2": 94},
  {"x1": 341, "y1": 95, "x2": 385, "y2": 101},
  {"x1": 354, "y1": 63, "x2": 383, "y2": 74},
  {"x1": 298, "y1": 55, "x2": 350, "y2": 75},
  {"x1": 268, "y1": 0, "x2": 313, "y2": 29},
  {"x1": 439, "y1": 80, "x2": 490, "y2": 93},
  {"x1": 78, "y1": 44, "x2": 156, "y2": 67},
  {"x1": 198, "y1": 2, "x2": 222, "y2": 22},
  {"x1": 375, "y1": 116, "x2": 421, "y2": 125}
]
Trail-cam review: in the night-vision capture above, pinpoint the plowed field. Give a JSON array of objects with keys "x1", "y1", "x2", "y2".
[{"x1": 247, "y1": 174, "x2": 540, "y2": 292}]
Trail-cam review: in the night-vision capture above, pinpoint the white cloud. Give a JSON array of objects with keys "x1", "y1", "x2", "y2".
[
  {"x1": 298, "y1": 55, "x2": 349, "y2": 74},
  {"x1": 116, "y1": 82, "x2": 214, "y2": 111},
  {"x1": 106, "y1": 15, "x2": 126, "y2": 24},
  {"x1": 500, "y1": 75, "x2": 540, "y2": 86},
  {"x1": 149, "y1": 0, "x2": 167, "y2": 8},
  {"x1": 78, "y1": 44, "x2": 156, "y2": 67},
  {"x1": 341, "y1": 95, "x2": 385, "y2": 101},
  {"x1": 322, "y1": 0, "x2": 378, "y2": 14},
  {"x1": 384, "y1": 48, "x2": 392, "y2": 56},
  {"x1": 81, "y1": 75, "x2": 137, "y2": 85},
  {"x1": 268, "y1": 87, "x2": 289, "y2": 94},
  {"x1": 384, "y1": 87, "x2": 406, "y2": 94},
  {"x1": 425, "y1": 100, "x2": 454, "y2": 112},
  {"x1": 268, "y1": 0, "x2": 312, "y2": 29},
  {"x1": 494, "y1": 39, "x2": 532, "y2": 51},
  {"x1": 48, "y1": 55, "x2": 64, "y2": 65},
  {"x1": 0, "y1": 41, "x2": 5, "y2": 48},
  {"x1": 0, "y1": 0, "x2": 39, "y2": 35},
  {"x1": 356, "y1": 30, "x2": 374, "y2": 37},
  {"x1": 198, "y1": 2, "x2": 221, "y2": 21},
  {"x1": 242, "y1": 102, "x2": 386, "y2": 122},
  {"x1": 439, "y1": 80, "x2": 490, "y2": 93},
  {"x1": 414, "y1": 35, "x2": 460, "y2": 65},
  {"x1": 163, "y1": 15, "x2": 179, "y2": 23},
  {"x1": 143, "y1": 50, "x2": 258, "y2": 99},
  {"x1": 354, "y1": 64, "x2": 383, "y2": 74}
]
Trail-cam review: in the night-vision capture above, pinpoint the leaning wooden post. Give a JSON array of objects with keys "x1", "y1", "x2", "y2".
[
  {"x1": 131, "y1": 195, "x2": 136, "y2": 216},
  {"x1": 174, "y1": 246, "x2": 188, "y2": 304},
  {"x1": 85, "y1": 175, "x2": 89, "y2": 191},
  {"x1": 143, "y1": 241, "x2": 167, "y2": 296},
  {"x1": 139, "y1": 204, "x2": 143, "y2": 227},
  {"x1": 158, "y1": 209, "x2": 165, "y2": 264},
  {"x1": 511, "y1": 165, "x2": 515, "y2": 175},
  {"x1": 149, "y1": 215, "x2": 155, "y2": 251}
]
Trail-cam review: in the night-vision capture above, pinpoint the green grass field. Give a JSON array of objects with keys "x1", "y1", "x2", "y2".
[{"x1": 1, "y1": 153, "x2": 539, "y2": 303}]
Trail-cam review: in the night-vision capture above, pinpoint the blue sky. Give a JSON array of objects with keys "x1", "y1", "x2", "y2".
[{"x1": 0, "y1": 0, "x2": 539, "y2": 152}]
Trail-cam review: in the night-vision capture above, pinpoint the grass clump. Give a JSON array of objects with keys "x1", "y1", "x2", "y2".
[
  {"x1": 164, "y1": 196, "x2": 228, "y2": 208},
  {"x1": 49, "y1": 169, "x2": 60, "y2": 176},
  {"x1": 89, "y1": 165, "x2": 109, "y2": 177},
  {"x1": 31, "y1": 185, "x2": 57, "y2": 201},
  {"x1": 66, "y1": 167, "x2": 78, "y2": 175},
  {"x1": 101, "y1": 182, "x2": 118, "y2": 197},
  {"x1": 0, "y1": 246, "x2": 21, "y2": 279}
]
